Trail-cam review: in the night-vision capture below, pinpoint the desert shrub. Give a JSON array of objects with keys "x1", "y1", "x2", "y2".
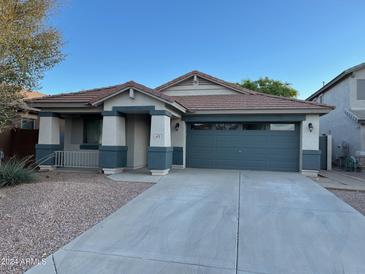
[{"x1": 0, "y1": 157, "x2": 37, "y2": 188}]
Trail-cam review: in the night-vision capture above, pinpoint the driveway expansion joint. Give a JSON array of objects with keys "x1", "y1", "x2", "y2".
[
  {"x1": 61, "y1": 248, "x2": 235, "y2": 272},
  {"x1": 51, "y1": 254, "x2": 58, "y2": 274},
  {"x1": 235, "y1": 171, "x2": 242, "y2": 274}
]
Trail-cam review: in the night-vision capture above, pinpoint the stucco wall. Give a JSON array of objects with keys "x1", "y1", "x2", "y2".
[
  {"x1": 349, "y1": 68, "x2": 365, "y2": 110},
  {"x1": 171, "y1": 118, "x2": 186, "y2": 167},
  {"x1": 126, "y1": 115, "x2": 134, "y2": 167},
  {"x1": 134, "y1": 115, "x2": 150, "y2": 168},
  {"x1": 103, "y1": 91, "x2": 166, "y2": 111},
  {"x1": 162, "y1": 77, "x2": 238, "y2": 96},
  {"x1": 101, "y1": 116, "x2": 126, "y2": 146},
  {"x1": 315, "y1": 78, "x2": 361, "y2": 158},
  {"x1": 126, "y1": 114, "x2": 150, "y2": 169},
  {"x1": 150, "y1": 115, "x2": 171, "y2": 147},
  {"x1": 38, "y1": 116, "x2": 60, "y2": 145},
  {"x1": 64, "y1": 118, "x2": 83, "y2": 150},
  {"x1": 301, "y1": 114, "x2": 320, "y2": 150},
  {"x1": 299, "y1": 114, "x2": 321, "y2": 173}
]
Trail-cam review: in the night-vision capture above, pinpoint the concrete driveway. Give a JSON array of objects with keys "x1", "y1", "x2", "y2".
[{"x1": 27, "y1": 169, "x2": 365, "y2": 274}]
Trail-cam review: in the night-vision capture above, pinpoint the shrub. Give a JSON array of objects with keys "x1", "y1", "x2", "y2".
[{"x1": 0, "y1": 157, "x2": 37, "y2": 188}]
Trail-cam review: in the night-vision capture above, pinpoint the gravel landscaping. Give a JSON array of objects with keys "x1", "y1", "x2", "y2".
[
  {"x1": 0, "y1": 171, "x2": 152, "y2": 274},
  {"x1": 330, "y1": 189, "x2": 365, "y2": 216}
]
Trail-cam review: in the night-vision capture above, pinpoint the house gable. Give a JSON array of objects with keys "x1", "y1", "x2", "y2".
[
  {"x1": 156, "y1": 70, "x2": 252, "y2": 97},
  {"x1": 161, "y1": 76, "x2": 239, "y2": 96},
  {"x1": 103, "y1": 89, "x2": 166, "y2": 111}
]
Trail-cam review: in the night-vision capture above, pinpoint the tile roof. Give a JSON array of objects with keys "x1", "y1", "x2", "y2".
[
  {"x1": 29, "y1": 71, "x2": 333, "y2": 113},
  {"x1": 31, "y1": 81, "x2": 174, "y2": 104},
  {"x1": 173, "y1": 94, "x2": 332, "y2": 111},
  {"x1": 156, "y1": 70, "x2": 332, "y2": 111}
]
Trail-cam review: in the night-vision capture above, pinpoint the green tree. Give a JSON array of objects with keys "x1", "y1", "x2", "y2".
[
  {"x1": 0, "y1": 0, "x2": 63, "y2": 131},
  {"x1": 238, "y1": 77, "x2": 298, "y2": 98}
]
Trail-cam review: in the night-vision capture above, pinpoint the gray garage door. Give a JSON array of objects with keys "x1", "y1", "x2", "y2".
[{"x1": 186, "y1": 122, "x2": 300, "y2": 171}]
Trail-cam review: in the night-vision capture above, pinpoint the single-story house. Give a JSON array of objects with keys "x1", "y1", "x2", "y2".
[{"x1": 30, "y1": 71, "x2": 332, "y2": 176}]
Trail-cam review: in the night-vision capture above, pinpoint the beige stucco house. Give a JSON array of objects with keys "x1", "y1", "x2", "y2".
[
  {"x1": 30, "y1": 71, "x2": 332, "y2": 176},
  {"x1": 307, "y1": 63, "x2": 365, "y2": 164}
]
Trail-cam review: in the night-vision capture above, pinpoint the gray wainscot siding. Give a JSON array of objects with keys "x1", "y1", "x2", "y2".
[
  {"x1": 99, "y1": 146, "x2": 128, "y2": 168},
  {"x1": 35, "y1": 144, "x2": 63, "y2": 165},
  {"x1": 302, "y1": 150, "x2": 321, "y2": 170},
  {"x1": 148, "y1": 147, "x2": 173, "y2": 170},
  {"x1": 173, "y1": 147, "x2": 184, "y2": 165}
]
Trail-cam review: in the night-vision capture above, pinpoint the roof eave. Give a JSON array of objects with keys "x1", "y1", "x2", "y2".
[
  {"x1": 91, "y1": 86, "x2": 187, "y2": 113},
  {"x1": 185, "y1": 108, "x2": 332, "y2": 115},
  {"x1": 28, "y1": 102, "x2": 93, "y2": 108}
]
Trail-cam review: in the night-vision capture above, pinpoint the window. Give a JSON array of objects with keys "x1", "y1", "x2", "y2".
[
  {"x1": 318, "y1": 95, "x2": 324, "y2": 104},
  {"x1": 215, "y1": 123, "x2": 240, "y2": 130},
  {"x1": 83, "y1": 119, "x2": 102, "y2": 144},
  {"x1": 270, "y1": 123, "x2": 295, "y2": 131},
  {"x1": 191, "y1": 123, "x2": 212, "y2": 130},
  {"x1": 215, "y1": 123, "x2": 226, "y2": 130},
  {"x1": 226, "y1": 123, "x2": 240, "y2": 130},
  {"x1": 21, "y1": 118, "x2": 35, "y2": 129},
  {"x1": 242, "y1": 123, "x2": 269, "y2": 130},
  {"x1": 357, "y1": 80, "x2": 365, "y2": 100}
]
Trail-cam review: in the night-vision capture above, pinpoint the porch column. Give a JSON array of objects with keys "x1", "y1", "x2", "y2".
[
  {"x1": 148, "y1": 111, "x2": 173, "y2": 175},
  {"x1": 35, "y1": 112, "x2": 62, "y2": 170},
  {"x1": 99, "y1": 114, "x2": 127, "y2": 174}
]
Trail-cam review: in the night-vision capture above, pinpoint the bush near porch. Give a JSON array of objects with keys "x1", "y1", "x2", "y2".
[{"x1": 0, "y1": 157, "x2": 37, "y2": 188}]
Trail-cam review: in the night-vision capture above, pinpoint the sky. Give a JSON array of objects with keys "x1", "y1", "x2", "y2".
[{"x1": 41, "y1": 0, "x2": 365, "y2": 99}]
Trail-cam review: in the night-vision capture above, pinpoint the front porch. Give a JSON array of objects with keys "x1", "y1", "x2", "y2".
[{"x1": 35, "y1": 107, "x2": 186, "y2": 175}]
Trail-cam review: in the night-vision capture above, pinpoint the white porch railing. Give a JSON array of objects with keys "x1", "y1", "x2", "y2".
[{"x1": 54, "y1": 150, "x2": 99, "y2": 168}]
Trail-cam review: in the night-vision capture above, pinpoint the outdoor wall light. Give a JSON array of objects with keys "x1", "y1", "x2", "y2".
[
  {"x1": 308, "y1": 122, "x2": 314, "y2": 132},
  {"x1": 175, "y1": 123, "x2": 180, "y2": 131}
]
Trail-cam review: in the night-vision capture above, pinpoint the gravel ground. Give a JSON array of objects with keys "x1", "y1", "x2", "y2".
[
  {"x1": 0, "y1": 171, "x2": 152, "y2": 274},
  {"x1": 330, "y1": 189, "x2": 365, "y2": 216}
]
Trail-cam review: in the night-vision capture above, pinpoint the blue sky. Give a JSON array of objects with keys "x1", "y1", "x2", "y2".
[{"x1": 41, "y1": 0, "x2": 365, "y2": 99}]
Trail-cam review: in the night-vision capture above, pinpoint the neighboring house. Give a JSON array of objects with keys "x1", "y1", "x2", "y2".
[
  {"x1": 19, "y1": 91, "x2": 46, "y2": 129},
  {"x1": 0, "y1": 91, "x2": 45, "y2": 160},
  {"x1": 29, "y1": 71, "x2": 331, "y2": 176},
  {"x1": 307, "y1": 63, "x2": 365, "y2": 162}
]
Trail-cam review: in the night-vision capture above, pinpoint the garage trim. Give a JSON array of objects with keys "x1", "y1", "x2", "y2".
[
  {"x1": 186, "y1": 117, "x2": 301, "y2": 172},
  {"x1": 183, "y1": 114, "x2": 305, "y2": 123}
]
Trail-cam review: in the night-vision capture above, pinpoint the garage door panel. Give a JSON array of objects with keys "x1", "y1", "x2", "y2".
[
  {"x1": 188, "y1": 159, "x2": 215, "y2": 168},
  {"x1": 187, "y1": 123, "x2": 300, "y2": 171},
  {"x1": 269, "y1": 136, "x2": 299, "y2": 148},
  {"x1": 215, "y1": 147, "x2": 241, "y2": 156},
  {"x1": 189, "y1": 136, "x2": 213, "y2": 146},
  {"x1": 214, "y1": 160, "x2": 244, "y2": 169},
  {"x1": 188, "y1": 146, "x2": 214, "y2": 154},
  {"x1": 239, "y1": 136, "x2": 268, "y2": 146}
]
